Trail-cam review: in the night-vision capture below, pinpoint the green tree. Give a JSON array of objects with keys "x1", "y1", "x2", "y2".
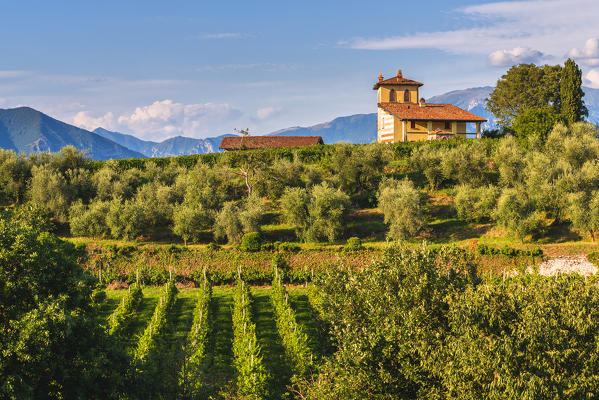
[
  {"x1": 494, "y1": 187, "x2": 544, "y2": 240},
  {"x1": 512, "y1": 106, "x2": 562, "y2": 140},
  {"x1": 68, "y1": 200, "x2": 111, "y2": 237},
  {"x1": 487, "y1": 63, "x2": 561, "y2": 127},
  {"x1": 0, "y1": 207, "x2": 124, "y2": 399},
  {"x1": 568, "y1": 190, "x2": 599, "y2": 241},
  {"x1": 0, "y1": 150, "x2": 30, "y2": 204},
  {"x1": 304, "y1": 183, "x2": 351, "y2": 242},
  {"x1": 560, "y1": 58, "x2": 588, "y2": 124},
  {"x1": 213, "y1": 195, "x2": 265, "y2": 244},
  {"x1": 303, "y1": 245, "x2": 475, "y2": 399},
  {"x1": 327, "y1": 143, "x2": 392, "y2": 206},
  {"x1": 454, "y1": 184, "x2": 499, "y2": 222},
  {"x1": 409, "y1": 145, "x2": 445, "y2": 190},
  {"x1": 377, "y1": 178, "x2": 424, "y2": 240},
  {"x1": 106, "y1": 199, "x2": 147, "y2": 240}
]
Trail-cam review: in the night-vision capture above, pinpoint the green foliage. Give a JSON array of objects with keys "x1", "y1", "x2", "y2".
[
  {"x1": 588, "y1": 251, "x2": 599, "y2": 266},
  {"x1": 567, "y1": 190, "x2": 599, "y2": 241},
  {"x1": 344, "y1": 237, "x2": 364, "y2": 251},
  {"x1": 560, "y1": 58, "x2": 588, "y2": 124},
  {"x1": 302, "y1": 244, "x2": 475, "y2": 399},
  {"x1": 133, "y1": 280, "x2": 178, "y2": 362},
  {"x1": 494, "y1": 187, "x2": 544, "y2": 240},
  {"x1": 69, "y1": 199, "x2": 111, "y2": 237},
  {"x1": 475, "y1": 243, "x2": 543, "y2": 257},
  {"x1": 0, "y1": 206, "x2": 125, "y2": 399},
  {"x1": 281, "y1": 183, "x2": 350, "y2": 242},
  {"x1": 106, "y1": 198, "x2": 147, "y2": 240},
  {"x1": 179, "y1": 273, "x2": 212, "y2": 397},
  {"x1": 107, "y1": 283, "x2": 143, "y2": 337},
  {"x1": 214, "y1": 194, "x2": 265, "y2": 244},
  {"x1": 326, "y1": 143, "x2": 392, "y2": 206},
  {"x1": 0, "y1": 150, "x2": 30, "y2": 204},
  {"x1": 454, "y1": 184, "x2": 499, "y2": 222},
  {"x1": 512, "y1": 106, "x2": 563, "y2": 141},
  {"x1": 487, "y1": 63, "x2": 562, "y2": 127},
  {"x1": 232, "y1": 279, "x2": 269, "y2": 399},
  {"x1": 241, "y1": 232, "x2": 262, "y2": 252},
  {"x1": 271, "y1": 270, "x2": 313, "y2": 377},
  {"x1": 378, "y1": 178, "x2": 424, "y2": 240},
  {"x1": 409, "y1": 145, "x2": 445, "y2": 189}
]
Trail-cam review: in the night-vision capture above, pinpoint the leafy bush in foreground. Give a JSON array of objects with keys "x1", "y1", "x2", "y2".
[{"x1": 302, "y1": 244, "x2": 599, "y2": 400}]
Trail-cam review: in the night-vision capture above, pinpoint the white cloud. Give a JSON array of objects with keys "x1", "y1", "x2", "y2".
[
  {"x1": 198, "y1": 33, "x2": 248, "y2": 39},
  {"x1": 71, "y1": 100, "x2": 242, "y2": 140},
  {"x1": 569, "y1": 38, "x2": 599, "y2": 66},
  {"x1": 72, "y1": 111, "x2": 115, "y2": 131},
  {"x1": 584, "y1": 69, "x2": 599, "y2": 89},
  {"x1": 488, "y1": 47, "x2": 544, "y2": 67},
  {"x1": 0, "y1": 70, "x2": 30, "y2": 79},
  {"x1": 197, "y1": 63, "x2": 296, "y2": 72},
  {"x1": 345, "y1": 0, "x2": 599, "y2": 60},
  {"x1": 256, "y1": 106, "x2": 283, "y2": 120},
  {"x1": 116, "y1": 100, "x2": 241, "y2": 139}
]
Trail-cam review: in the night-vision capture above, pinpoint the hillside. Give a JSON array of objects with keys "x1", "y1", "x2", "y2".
[
  {"x1": 94, "y1": 128, "x2": 233, "y2": 157},
  {"x1": 0, "y1": 107, "x2": 143, "y2": 160}
]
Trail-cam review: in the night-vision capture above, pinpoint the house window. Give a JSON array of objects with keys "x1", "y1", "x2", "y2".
[
  {"x1": 410, "y1": 121, "x2": 416, "y2": 130},
  {"x1": 444, "y1": 121, "x2": 451, "y2": 130},
  {"x1": 389, "y1": 89, "x2": 396, "y2": 102},
  {"x1": 404, "y1": 90, "x2": 410, "y2": 102}
]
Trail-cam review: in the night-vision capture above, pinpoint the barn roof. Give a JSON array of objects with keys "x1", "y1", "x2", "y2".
[{"x1": 219, "y1": 135, "x2": 324, "y2": 150}]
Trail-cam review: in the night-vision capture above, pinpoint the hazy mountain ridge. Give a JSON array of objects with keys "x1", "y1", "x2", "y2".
[
  {"x1": 0, "y1": 107, "x2": 143, "y2": 160},
  {"x1": 94, "y1": 128, "x2": 233, "y2": 157}
]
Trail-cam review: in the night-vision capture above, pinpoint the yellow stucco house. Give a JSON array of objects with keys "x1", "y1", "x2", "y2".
[{"x1": 374, "y1": 70, "x2": 487, "y2": 143}]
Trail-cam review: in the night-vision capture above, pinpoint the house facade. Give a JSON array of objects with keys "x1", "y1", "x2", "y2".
[{"x1": 374, "y1": 70, "x2": 487, "y2": 143}]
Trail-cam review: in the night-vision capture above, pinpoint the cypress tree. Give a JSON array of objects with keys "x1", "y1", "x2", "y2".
[{"x1": 560, "y1": 58, "x2": 588, "y2": 124}]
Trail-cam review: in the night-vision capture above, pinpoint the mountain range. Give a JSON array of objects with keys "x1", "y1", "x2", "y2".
[
  {"x1": 0, "y1": 107, "x2": 143, "y2": 160},
  {"x1": 1, "y1": 86, "x2": 598, "y2": 160}
]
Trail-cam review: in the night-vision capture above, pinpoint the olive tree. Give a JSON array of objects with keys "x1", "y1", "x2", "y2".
[
  {"x1": 494, "y1": 187, "x2": 544, "y2": 240},
  {"x1": 378, "y1": 178, "x2": 425, "y2": 240},
  {"x1": 280, "y1": 183, "x2": 350, "y2": 242},
  {"x1": 454, "y1": 184, "x2": 499, "y2": 222},
  {"x1": 213, "y1": 194, "x2": 265, "y2": 244}
]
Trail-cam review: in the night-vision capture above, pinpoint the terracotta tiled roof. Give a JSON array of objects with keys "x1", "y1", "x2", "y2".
[
  {"x1": 219, "y1": 135, "x2": 324, "y2": 150},
  {"x1": 373, "y1": 76, "x2": 424, "y2": 89},
  {"x1": 378, "y1": 102, "x2": 487, "y2": 122}
]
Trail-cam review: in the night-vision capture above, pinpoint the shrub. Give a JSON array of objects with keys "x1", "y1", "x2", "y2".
[
  {"x1": 206, "y1": 242, "x2": 220, "y2": 251},
  {"x1": 260, "y1": 242, "x2": 275, "y2": 251},
  {"x1": 277, "y1": 242, "x2": 301, "y2": 252},
  {"x1": 240, "y1": 232, "x2": 262, "y2": 252},
  {"x1": 588, "y1": 251, "x2": 599, "y2": 266},
  {"x1": 344, "y1": 237, "x2": 364, "y2": 251},
  {"x1": 377, "y1": 178, "x2": 424, "y2": 241}
]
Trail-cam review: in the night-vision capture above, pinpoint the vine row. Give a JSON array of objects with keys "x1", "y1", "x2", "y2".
[
  {"x1": 271, "y1": 269, "x2": 313, "y2": 377},
  {"x1": 179, "y1": 272, "x2": 212, "y2": 397},
  {"x1": 107, "y1": 283, "x2": 143, "y2": 337},
  {"x1": 232, "y1": 279, "x2": 269, "y2": 399},
  {"x1": 133, "y1": 280, "x2": 178, "y2": 362}
]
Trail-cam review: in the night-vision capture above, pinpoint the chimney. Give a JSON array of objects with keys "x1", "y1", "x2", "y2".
[
  {"x1": 419, "y1": 98, "x2": 426, "y2": 107},
  {"x1": 378, "y1": 73, "x2": 383, "y2": 83},
  {"x1": 397, "y1": 69, "x2": 402, "y2": 78}
]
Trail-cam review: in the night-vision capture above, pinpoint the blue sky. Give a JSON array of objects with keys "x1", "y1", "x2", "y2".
[{"x1": 1, "y1": 0, "x2": 598, "y2": 140}]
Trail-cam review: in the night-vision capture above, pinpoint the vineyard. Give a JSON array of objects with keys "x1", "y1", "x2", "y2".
[{"x1": 99, "y1": 282, "x2": 327, "y2": 399}]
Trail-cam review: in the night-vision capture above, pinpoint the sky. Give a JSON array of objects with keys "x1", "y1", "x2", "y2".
[{"x1": 0, "y1": 0, "x2": 598, "y2": 141}]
